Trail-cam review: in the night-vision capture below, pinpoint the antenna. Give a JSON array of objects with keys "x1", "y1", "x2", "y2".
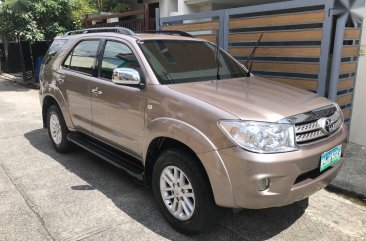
[{"x1": 244, "y1": 33, "x2": 264, "y2": 77}]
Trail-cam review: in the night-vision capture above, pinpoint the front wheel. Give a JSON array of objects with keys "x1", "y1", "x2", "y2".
[{"x1": 152, "y1": 148, "x2": 222, "y2": 234}]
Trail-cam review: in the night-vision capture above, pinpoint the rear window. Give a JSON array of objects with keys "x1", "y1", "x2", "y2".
[
  {"x1": 44, "y1": 39, "x2": 68, "y2": 65},
  {"x1": 62, "y1": 40, "x2": 100, "y2": 75}
]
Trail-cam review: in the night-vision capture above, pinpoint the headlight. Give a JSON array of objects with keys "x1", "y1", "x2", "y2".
[{"x1": 218, "y1": 120, "x2": 298, "y2": 153}]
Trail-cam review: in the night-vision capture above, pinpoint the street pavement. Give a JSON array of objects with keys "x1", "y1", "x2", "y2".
[
  {"x1": 0, "y1": 77, "x2": 366, "y2": 241},
  {"x1": 329, "y1": 143, "x2": 366, "y2": 199}
]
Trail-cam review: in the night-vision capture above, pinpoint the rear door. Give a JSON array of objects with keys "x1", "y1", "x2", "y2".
[
  {"x1": 90, "y1": 39, "x2": 146, "y2": 158},
  {"x1": 59, "y1": 39, "x2": 101, "y2": 134}
]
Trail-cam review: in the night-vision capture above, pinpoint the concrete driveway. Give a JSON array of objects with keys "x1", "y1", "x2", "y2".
[{"x1": 0, "y1": 78, "x2": 365, "y2": 241}]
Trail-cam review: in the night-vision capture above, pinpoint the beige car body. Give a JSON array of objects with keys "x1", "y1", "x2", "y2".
[{"x1": 40, "y1": 32, "x2": 347, "y2": 209}]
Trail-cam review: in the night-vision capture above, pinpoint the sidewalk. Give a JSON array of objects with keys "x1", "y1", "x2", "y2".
[
  {"x1": 0, "y1": 73, "x2": 39, "y2": 88},
  {"x1": 329, "y1": 143, "x2": 366, "y2": 200}
]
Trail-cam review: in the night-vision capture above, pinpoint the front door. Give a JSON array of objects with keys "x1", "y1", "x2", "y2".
[{"x1": 90, "y1": 40, "x2": 146, "y2": 158}]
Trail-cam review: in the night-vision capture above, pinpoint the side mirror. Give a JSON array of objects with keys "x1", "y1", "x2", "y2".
[{"x1": 112, "y1": 67, "x2": 141, "y2": 85}]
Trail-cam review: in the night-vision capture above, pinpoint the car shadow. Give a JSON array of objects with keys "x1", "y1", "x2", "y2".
[{"x1": 24, "y1": 129, "x2": 308, "y2": 240}]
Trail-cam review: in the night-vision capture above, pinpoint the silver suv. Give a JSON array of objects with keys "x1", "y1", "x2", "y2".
[{"x1": 40, "y1": 27, "x2": 347, "y2": 234}]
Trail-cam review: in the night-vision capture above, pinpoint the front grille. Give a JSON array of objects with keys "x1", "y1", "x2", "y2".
[{"x1": 287, "y1": 105, "x2": 343, "y2": 145}]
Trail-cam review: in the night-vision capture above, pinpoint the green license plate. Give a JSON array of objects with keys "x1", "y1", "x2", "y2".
[{"x1": 320, "y1": 145, "x2": 342, "y2": 172}]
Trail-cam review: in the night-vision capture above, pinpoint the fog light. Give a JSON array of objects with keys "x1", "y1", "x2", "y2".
[{"x1": 257, "y1": 178, "x2": 271, "y2": 191}]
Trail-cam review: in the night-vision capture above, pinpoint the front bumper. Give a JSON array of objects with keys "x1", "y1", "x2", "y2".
[{"x1": 210, "y1": 126, "x2": 347, "y2": 209}]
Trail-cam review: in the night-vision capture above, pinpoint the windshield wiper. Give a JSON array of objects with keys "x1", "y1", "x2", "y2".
[
  {"x1": 244, "y1": 33, "x2": 263, "y2": 77},
  {"x1": 162, "y1": 71, "x2": 174, "y2": 84}
]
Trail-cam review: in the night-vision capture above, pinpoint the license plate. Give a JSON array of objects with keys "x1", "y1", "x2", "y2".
[{"x1": 320, "y1": 145, "x2": 342, "y2": 172}]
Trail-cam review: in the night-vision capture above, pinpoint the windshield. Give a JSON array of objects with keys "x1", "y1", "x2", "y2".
[{"x1": 138, "y1": 40, "x2": 248, "y2": 84}]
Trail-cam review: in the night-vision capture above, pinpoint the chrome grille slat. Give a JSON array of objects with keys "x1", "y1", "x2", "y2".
[
  {"x1": 328, "y1": 118, "x2": 342, "y2": 133},
  {"x1": 329, "y1": 111, "x2": 341, "y2": 123},
  {"x1": 296, "y1": 130, "x2": 324, "y2": 143},
  {"x1": 291, "y1": 105, "x2": 343, "y2": 145},
  {"x1": 295, "y1": 122, "x2": 320, "y2": 134}
]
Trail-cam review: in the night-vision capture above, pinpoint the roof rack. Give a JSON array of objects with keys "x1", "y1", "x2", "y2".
[
  {"x1": 140, "y1": 30, "x2": 195, "y2": 38},
  {"x1": 64, "y1": 27, "x2": 135, "y2": 36}
]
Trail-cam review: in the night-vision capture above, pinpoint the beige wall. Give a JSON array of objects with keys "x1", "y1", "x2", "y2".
[{"x1": 350, "y1": 17, "x2": 366, "y2": 145}]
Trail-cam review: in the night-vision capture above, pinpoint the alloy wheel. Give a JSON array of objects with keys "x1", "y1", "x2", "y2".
[{"x1": 160, "y1": 165, "x2": 196, "y2": 220}]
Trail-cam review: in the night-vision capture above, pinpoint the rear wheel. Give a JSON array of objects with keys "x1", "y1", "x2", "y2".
[
  {"x1": 47, "y1": 105, "x2": 72, "y2": 153},
  {"x1": 152, "y1": 148, "x2": 222, "y2": 234}
]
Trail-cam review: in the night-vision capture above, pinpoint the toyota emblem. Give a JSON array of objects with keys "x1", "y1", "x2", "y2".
[{"x1": 318, "y1": 117, "x2": 332, "y2": 135}]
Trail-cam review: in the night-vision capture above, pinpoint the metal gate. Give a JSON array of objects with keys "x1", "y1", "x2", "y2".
[{"x1": 157, "y1": 0, "x2": 364, "y2": 123}]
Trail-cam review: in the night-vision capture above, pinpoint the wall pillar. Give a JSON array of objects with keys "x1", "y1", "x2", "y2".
[{"x1": 350, "y1": 17, "x2": 366, "y2": 145}]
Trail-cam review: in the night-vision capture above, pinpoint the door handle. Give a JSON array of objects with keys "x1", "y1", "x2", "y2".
[{"x1": 92, "y1": 87, "x2": 102, "y2": 95}]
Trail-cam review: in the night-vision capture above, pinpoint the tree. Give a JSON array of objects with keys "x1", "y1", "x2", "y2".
[
  {"x1": 0, "y1": 1, "x2": 43, "y2": 41},
  {"x1": 0, "y1": 0, "x2": 88, "y2": 81},
  {"x1": 0, "y1": 0, "x2": 97, "y2": 42},
  {"x1": 95, "y1": 0, "x2": 131, "y2": 13},
  {"x1": 32, "y1": 0, "x2": 74, "y2": 41},
  {"x1": 3, "y1": 0, "x2": 30, "y2": 11},
  {"x1": 71, "y1": 0, "x2": 97, "y2": 28},
  {"x1": 0, "y1": 2, "x2": 43, "y2": 82},
  {"x1": 32, "y1": 0, "x2": 98, "y2": 38},
  {"x1": 0, "y1": 0, "x2": 128, "y2": 80}
]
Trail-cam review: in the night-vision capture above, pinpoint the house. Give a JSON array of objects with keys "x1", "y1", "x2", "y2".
[{"x1": 127, "y1": 0, "x2": 289, "y2": 18}]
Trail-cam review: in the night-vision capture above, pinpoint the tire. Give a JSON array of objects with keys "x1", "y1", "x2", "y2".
[
  {"x1": 152, "y1": 148, "x2": 222, "y2": 234},
  {"x1": 46, "y1": 105, "x2": 72, "y2": 153}
]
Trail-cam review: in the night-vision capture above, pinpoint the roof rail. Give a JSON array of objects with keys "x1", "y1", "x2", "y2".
[
  {"x1": 140, "y1": 30, "x2": 195, "y2": 38},
  {"x1": 64, "y1": 27, "x2": 135, "y2": 36}
]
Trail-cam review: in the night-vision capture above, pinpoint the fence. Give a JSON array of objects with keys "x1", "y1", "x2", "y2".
[
  {"x1": 158, "y1": 0, "x2": 364, "y2": 123},
  {"x1": 0, "y1": 41, "x2": 49, "y2": 75}
]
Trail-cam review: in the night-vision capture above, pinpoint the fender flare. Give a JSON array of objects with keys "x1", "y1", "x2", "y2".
[
  {"x1": 143, "y1": 118, "x2": 236, "y2": 207},
  {"x1": 143, "y1": 118, "x2": 217, "y2": 157},
  {"x1": 42, "y1": 89, "x2": 75, "y2": 130}
]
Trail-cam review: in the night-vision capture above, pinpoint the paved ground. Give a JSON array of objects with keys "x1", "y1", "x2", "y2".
[
  {"x1": 0, "y1": 78, "x2": 366, "y2": 241},
  {"x1": 329, "y1": 143, "x2": 366, "y2": 199}
]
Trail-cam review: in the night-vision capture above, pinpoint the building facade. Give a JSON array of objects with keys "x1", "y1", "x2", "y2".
[{"x1": 128, "y1": 0, "x2": 287, "y2": 18}]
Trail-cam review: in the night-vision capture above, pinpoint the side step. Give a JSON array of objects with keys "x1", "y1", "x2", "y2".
[{"x1": 67, "y1": 133, "x2": 144, "y2": 181}]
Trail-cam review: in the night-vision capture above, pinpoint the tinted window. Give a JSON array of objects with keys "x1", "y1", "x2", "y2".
[
  {"x1": 139, "y1": 40, "x2": 247, "y2": 84},
  {"x1": 63, "y1": 40, "x2": 99, "y2": 75},
  {"x1": 100, "y1": 41, "x2": 140, "y2": 80},
  {"x1": 44, "y1": 39, "x2": 67, "y2": 65}
]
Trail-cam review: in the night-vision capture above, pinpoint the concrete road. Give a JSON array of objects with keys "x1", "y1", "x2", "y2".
[
  {"x1": 330, "y1": 143, "x2": 366, "y2": 199},
  {"x1": 0, "y1": 78, "x2": 365, "y2": 241}
]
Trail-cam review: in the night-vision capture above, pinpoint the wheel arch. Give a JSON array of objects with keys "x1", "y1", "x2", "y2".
[
  {"x1": 144, "y1": 137, "x2": 200, "y2": 185},
  {"x1": 143, "y1": 118, "x2": 235, "y2": 207},
  {"x1": 41, "y1": 94, "x2": 74, "y2": 130}
]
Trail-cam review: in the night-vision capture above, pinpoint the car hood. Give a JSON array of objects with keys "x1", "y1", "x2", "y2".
[{"x1": 168, "y1": 77, "x2": 332, "y2": 122}]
